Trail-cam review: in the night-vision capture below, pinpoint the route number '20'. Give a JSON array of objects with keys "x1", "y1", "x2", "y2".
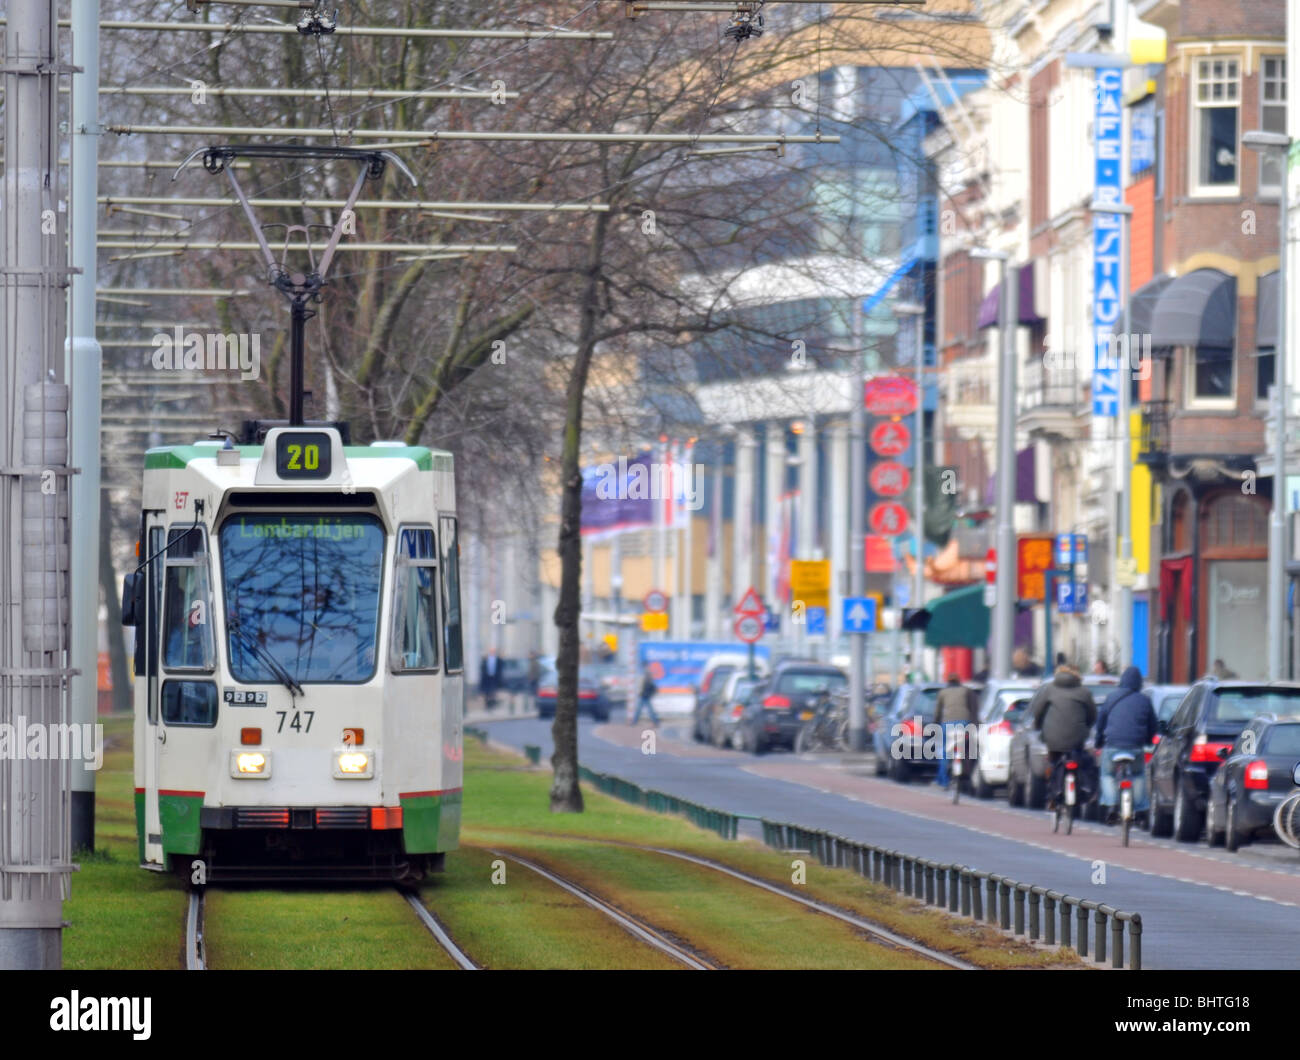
[
  {"x1": 284, "y1": 444, "x2": 320, "y2": 471},
  {"x1": 276, "y1": 710, "x2": 314, "y2": 734}
]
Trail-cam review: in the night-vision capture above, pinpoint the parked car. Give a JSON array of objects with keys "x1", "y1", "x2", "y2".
[
  {"x1": 711, "y1": 675, "x2": 763, "y2": 749},
  {"x1": 1150, "y1": 680, "x2": 1300, "y2": 841},
  {"x1": 692, "y1": 662, "x2": 739, "y2": 741},
  {"x1": 1145, "y1": 684, "x2": 1191, "y2": 763},
  {"x1": 735, "y1": 662, "x2": 847, "y2": 754},
  {"x1": 1009, "y1": 675, "x2": 1116, "y2": 809},
  {"x1": 873, "y1": 682, "x2": 944, "y2": 782},
  {"x1": 534, "y1": 663, "x2": 616, "y2": 721},
  {"x1": 497, "y1": 658, "x2": 532, "y2": 693},
  {"x1": 1206, "y1": 715, "x2": 1300, "y2": 851},
  {"x1": 972, "y1": 680, "x2": 1038, "y2": 798}
]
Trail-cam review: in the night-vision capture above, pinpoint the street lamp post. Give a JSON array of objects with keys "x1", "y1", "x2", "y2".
[
  {"x1": 972, "y1": 248, "x2": 1016, "y2": 680},
  {"x1": 848, "y1": 299, "x2": 868, "y2": 750},
  {"x1": 895, "y1": 300, "x2": 927, "y2": 678},
  {"x1": 1244, "y1": 130, "x2": 1292, "y2": 682},
  {"x1": 1090, "y1": 201, "x2": 1135, "y2": 671}
]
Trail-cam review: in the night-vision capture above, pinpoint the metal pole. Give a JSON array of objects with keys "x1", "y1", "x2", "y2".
[
  {"x1": 1, "y1": 0, "x2": 71, "y2": 969},
  {"x1": 849, "y1": 299, "x2": 867, "y2": 750},
  {"x1": 1117, "y1": 209, "x2": 1133, "y2": 670},
  {"x1": 1272, "y1": 159, "x2": 1290, "y2": 681},
  {"x1": 289, "y1": 297, "x2": 310, "y2": 426},
  {"x1": 913, "y1": 314, "x2": 926, "y2": 677},
  {"x1": 67, "y1": 0, "x2": 100, "y2": 852},
  {"x1": 993, "y1": 258, "x2": 1018, "y2": 679}
]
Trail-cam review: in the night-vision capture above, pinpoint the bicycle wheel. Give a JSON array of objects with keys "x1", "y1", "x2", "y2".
[
  {"x1": 1122, "y1": 814, "x2": 1130, "y2": 847},
  {"x1": 1274, "y1": 791, "x2": 1300, "y2": 849},
  {"x1": 1065, "y1": 803, "x2": 1074, "y2": 835},
  {"x1": 952, "y1": 765, "x2": 961, "y2": 805}
]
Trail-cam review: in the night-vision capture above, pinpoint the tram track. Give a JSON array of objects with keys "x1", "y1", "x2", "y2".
[
  {"x1": 401, "y1": 890, "x2": 480, "y2": 970},
  {"x1": 185, "y1": 890, "x2": 207, "y2": 971},
  {"x1": 483, "y1": 846, "x2": 717, "y2": 969}
]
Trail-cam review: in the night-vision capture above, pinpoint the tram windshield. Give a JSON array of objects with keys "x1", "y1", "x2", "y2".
[{"x1": 220, "y1": 513, "x2": 385, "y2": 684}]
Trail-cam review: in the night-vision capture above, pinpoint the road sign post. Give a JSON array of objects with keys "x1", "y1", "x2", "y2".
[{"x1": 734, "y1": 587, "x2": 765, "y2": 677}]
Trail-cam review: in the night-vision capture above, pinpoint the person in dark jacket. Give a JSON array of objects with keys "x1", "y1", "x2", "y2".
[
  {"x1": 934, "y1": 675, "x2": 979, "y2": 789},
  {"x1": 1094, "y1": 664, "x2": 1157, "y2": 818},
  {"x1": 1030, "y1": 666, "x2": 1098, "y2": 806}
]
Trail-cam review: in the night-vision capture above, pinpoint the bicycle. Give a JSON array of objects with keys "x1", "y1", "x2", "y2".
[
  {"x1": 1051, "y1": 754, "x2": 1081, "y2": 834},
  {"x1": 1272, "y1": 762, "x2": 1300, "y2": 849},
  {"x1": 947, "y1": 726, "x2": 968, "y2": 805},
  {"x1": 795, "y1": 691, "x2": 848, "y2": 753},
  {"x1": 1113, "y1": 751, "x2": 1137, "y2": 847}
]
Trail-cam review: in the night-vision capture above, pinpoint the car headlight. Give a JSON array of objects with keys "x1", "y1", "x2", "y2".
[
  {"x1": 334, "y1": 748, "x2": 374, "y2": 779},
  {"x1": 230, "y1": 749, "x2": 272, "y2": 778}
]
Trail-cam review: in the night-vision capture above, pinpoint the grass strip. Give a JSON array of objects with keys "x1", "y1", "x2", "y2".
[{"x1": 420, "y1": 845, "x2": 681, "y2": 969}]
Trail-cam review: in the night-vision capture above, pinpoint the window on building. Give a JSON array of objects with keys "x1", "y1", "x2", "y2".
[
  {"x1": 1186, "y1": 345, "x2": 1235, "y2": 405},
  {"x1": 1257, "y1": 349, "x2": 1276, "y2": 404},
  {"x1": 1191, "y1": 58, "x2": 1240, "y2": 194},
  {"x1": 1260, "y1": 56, "x2": 1287, "y2": 194},
  {"x1": 1154, "y1": 109, "x2": 1166, "y2": 199}
]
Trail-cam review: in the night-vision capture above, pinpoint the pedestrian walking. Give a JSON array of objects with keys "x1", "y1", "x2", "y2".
[
  {"x1": 934, "y1": 674, "x2": 979, "y2": 789},
  {"x1": 631, "y1": 668, "x2": 660, "y2": 727}
]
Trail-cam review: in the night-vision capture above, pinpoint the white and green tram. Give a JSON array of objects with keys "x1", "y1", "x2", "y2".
[{"x1": 122, "y1": 427, "x2": 464, "y2": 882}]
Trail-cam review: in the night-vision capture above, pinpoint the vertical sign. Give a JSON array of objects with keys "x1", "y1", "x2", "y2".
[{"x1": 1093, "y1": 66, "x2": 1124, "y2": 417}]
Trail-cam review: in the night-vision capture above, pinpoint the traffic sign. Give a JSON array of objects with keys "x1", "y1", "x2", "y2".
[
  {"x1": 1115, "y1": 556, "x2": 1138, "y2": 586},
  {"x1": 863, "y1": 376, "x2": 920, "y2": 417},
  {"x1": 1057, "y1": 580, "x2": 1088, "y2": 614},
  {"x1": 869, "y1": 461, "x2": 910, "y2": 497},
  {"x1": 806, "y1": 606, "x2": 827, "y2": 636},
  {"x1": 842, "y1": 596, "x2": 877, "y2": 633},
  {"x1": 1055, "y1": 534, "x2": 1072, "y2": 569},
  {"x1": 734, "y1": 613, "x2": 764, "y2": 643},
  {"x1": 868, "y1": 501, "x2": 909, "y2": 537},
  {"x1": 870, "y1": 420, "x2": 911, "y2": 458},
  {"x1": 763, "y1": 608, "x2": 780, "y2": 633},
  {"x1": 640, "y1": 612, "x2": 669, "y2": 632},
  {"x1": 643, "y1": 588, "x2": 668, "y2": 614},
  {"x1": 735, "y1": 586, "x2": 765, "y2": 617},
  {"x1": 790, "y1": 559, "x2": 831, "y2": 610},
  {"x1": 983, "y1": 584, "x2": 996, "y2": 608},
  {"x1": 985, "y1": 547, "x2": 996, "y2": 585}
]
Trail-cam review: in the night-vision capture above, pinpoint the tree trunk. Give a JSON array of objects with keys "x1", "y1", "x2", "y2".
[
  {"x1": 550, "y1": 207, "x2": 611, "y2": 813},
  {"x1": 99, "y1": 491, "x2": 131, "y2": 715}
]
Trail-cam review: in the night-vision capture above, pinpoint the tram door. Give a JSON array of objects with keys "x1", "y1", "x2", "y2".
[{"x1": 142, "y1": 516, "x2": 166, "y2": 868}]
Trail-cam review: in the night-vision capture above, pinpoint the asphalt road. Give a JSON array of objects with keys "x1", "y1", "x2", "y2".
[{"x1": 481, "y1": 713, "x2": 1300, "y2": 970}]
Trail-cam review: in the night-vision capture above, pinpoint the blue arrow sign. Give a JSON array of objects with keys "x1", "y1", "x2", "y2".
[
  {"x1": 842, "y1": 596, "x2": 877, "y2": 633},
  {"x1": 806, "y1": 606, "x2": 827, "y2": 636}
]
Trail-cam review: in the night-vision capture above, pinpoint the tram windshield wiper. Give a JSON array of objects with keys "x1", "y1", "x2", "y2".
[{"x1": 226, "y1": 613, "x2": 304, "y2": 698}]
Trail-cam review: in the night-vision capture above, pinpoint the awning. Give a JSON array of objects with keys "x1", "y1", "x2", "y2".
[
  {"x1": 1150, "y1": 268, "x2": 1236, "y2": 348},
  {"x1": 1258, "y1": 270, "x2": 1279, "y2": 349},
  {"x1": 920, "y1": 583, "x2": 990, "y2": 649},
  {"x1": 1103, "y1": 273, "x2": 1174, "y2": 338},
  {"x1": 977, "y1": 263, "x2": 1044, "y2": 329}
]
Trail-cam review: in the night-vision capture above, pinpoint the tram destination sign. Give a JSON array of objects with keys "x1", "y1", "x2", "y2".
[{"x1": 275, "y1": 430, "x2": 333, "y2": 480}]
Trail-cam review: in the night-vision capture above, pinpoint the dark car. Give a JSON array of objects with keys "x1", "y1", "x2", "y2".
[
  {"x1": 1207, "y1": 716, "x2": 1300, "y2": 851},
  {"x1": 1149, "y1": 680, "x2": 1300, "y2": 841},
  {"x1": 498, "y1": 658, "x2": 532, "y2": 694},
  {"x1": 735, "y1": 663, "x2": 847, "y2": 754},
  {"x1": 534, "y1": 663, "x2": 615, "y2": 721},
  {"x1": 1008, "y1": 676, "x2": 1116, "y2": 809},
  {"x1": 709, "y1": 674, "x2": 763, "y2": 748},
  {"x1": 693, "y1": 663, "x2": 738, "y2": 742},
  {"x1": 872, "y1": 682, "x2": 944, "y2": 782}
]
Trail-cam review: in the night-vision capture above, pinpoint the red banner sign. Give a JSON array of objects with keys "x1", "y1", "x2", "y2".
[
  {"x1": 869, "y1": 461, "x2": 910, "y2": 497},
  {"x1": 869, "y1": 420, "x2": 911, "y2": 458},
  {"x1": 868, "y1": 502, "x2": 910, "y2": 537},
  {"x1": 864, "y1": 376, "x2": 919, "y2": 416}
]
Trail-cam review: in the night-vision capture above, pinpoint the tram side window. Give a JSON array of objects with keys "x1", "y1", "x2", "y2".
[
  {"x1": 392, "y1": 527, "x2": 439, "y2": 672},
  {"x1": 162, "y1": 526, "x2": 215, "y2": 672},
  {"x1": 161, "y1": 680, "x2": 218, "y2": 727},
  {"x1": 439, "y1": 515, "x2": 464, "y2": 672}
]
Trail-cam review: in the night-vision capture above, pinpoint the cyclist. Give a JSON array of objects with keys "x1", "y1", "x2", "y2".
[
  {"x1": 934, "y1": 674, "x2": 978, "y2": 789},
  {"x1": 1094, "y1": 665, "x2": 1157, "y2": 824},
  {"x1": 1029, "y1": 664, "x2": 1097, "y2": 810}
]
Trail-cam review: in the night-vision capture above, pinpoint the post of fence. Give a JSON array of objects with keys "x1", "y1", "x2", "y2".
[
  {"x1": 1028, "y1": 887, "x2": 1041, "y2": 941},
  {"x1": 1094, "y1": 904, "x2": 1108, "y2": 965},
  {"x1": 1111, "y1": 912, "x2": 1124, "y2": 969},
  {"x1": 903, "y1": 857, "x2": 913, "y2": 895},
  {"x1": 1013, "y1": 883, "x2": 1026, "y2": 935},
  {"x1": 961, "y1": 869, "x2": 972, "y2": 917},
  {"x1": 999, "y1": 880, "x2": 1011, "y2": 930},
  {"x1": 1076, "y1": 902, "x2": 1089, "y2": 958},
  {"x1": 1129, "y1": 914, "x2": 1142, "y2": 970},
  {"x1": 1059, "y1": 897, "x2": 1071, "y2": 949},
  {"x1": 948, "y1": 867, "x2": 959, "y2": 913},
  {"x1": 986, "y1": 877, "x2": 997, "y2": 924},
  {"x1": 925, "y1": 862, "x2": 935, "y2": 905}
]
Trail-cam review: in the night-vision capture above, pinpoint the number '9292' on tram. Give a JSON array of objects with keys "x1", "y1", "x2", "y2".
[{"x1": 121, "y1": 426, "x2": 464, "y2": 883}]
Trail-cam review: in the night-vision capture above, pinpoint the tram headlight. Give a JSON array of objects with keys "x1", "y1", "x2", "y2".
[
  {"x1": 334, "y1": 749, "x2": 374, "y2": 779},
  {"x1": 230, "y1": 750, "x2": 272, "y2": 778}
]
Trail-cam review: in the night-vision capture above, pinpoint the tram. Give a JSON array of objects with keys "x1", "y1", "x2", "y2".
[{"x1": 122, "y1": 427, "x2": 464, "y2": 882}]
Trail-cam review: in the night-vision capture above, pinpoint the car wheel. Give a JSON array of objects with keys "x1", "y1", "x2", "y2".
[
  {"x1": 1026, "y1": 767, "x2": 1047, "y2": 811},
  {"x1": 889, "y1": 755, "x2": 910, "y2": 784},
  {"x1": 1173, "y1": 780, "x2": 1202, "y2": 843},
  {"x1": 1206, "y1": 797, "x2": 1225, "y2": 847},
  {"x1": 874, "y1": 750, "x2": 887, "y2": 776},
  {"x1": 974, "y1": 769, "x2": 994, "y2": 800},
  {"x1": 595, "y1": 711, "x2": 610, "y2": 723},
  {"x1": 711, "y1": 726, "x2": 727, "y2": 749},
  {"x1": 752, "y1": 738, "x2": 766, "y2": 756},
  {"x1": 1225, "y1": 795, "x2": 1243, "y2": 853},
  {"x1": 795, "y1": 727, "x2": 810, "y2": 754},
  {"x1": 1006, "y1": 772, "x2": 1022, "y2": 807},
  {"x1": 1148, "y1": 786, "x2": 1173, "y2": 837},
  {"x1": 732, "y1": 728, "x2": 746, "y2": 753}
]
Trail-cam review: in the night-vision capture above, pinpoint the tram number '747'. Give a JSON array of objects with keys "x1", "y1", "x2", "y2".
[{"x1": 275, "y1": 710, "x2": 314, "y2": 734}]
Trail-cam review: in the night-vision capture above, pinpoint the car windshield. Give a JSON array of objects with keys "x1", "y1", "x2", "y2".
[
  {"x1": 1262, "y1": 724, "x2": 1300, "y2": 756},
  {"x1": 776, "y1": 671, "x2": 847, "y2": 695},
  {"x1": 987, "y1": 688, "x2": 1035, "y2": 719},
  {"x1": 220, "y1": 513, "x2": 385, "y2": 684},
  {"x1": 909, "y1": 688, "x2": 939, "y2": 719},
  {"x1": 732, "y1": 679, "x2": 759, "y2": 701},
  {"x1": 1212, "y1": 689, "x2": 1300, "y2": 723},
  {"x1": 1156, "y1": 692, "x2": 1185, "y2": 721}
]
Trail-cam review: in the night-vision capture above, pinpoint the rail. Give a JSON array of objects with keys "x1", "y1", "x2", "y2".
[{"x1": 578, "y1": 765, "x2": 1143, "y2": 969}]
